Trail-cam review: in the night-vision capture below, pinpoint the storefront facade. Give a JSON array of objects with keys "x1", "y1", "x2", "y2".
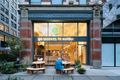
[{"x1": 19, "y1": 4, "x2": 102, "y2": 68}]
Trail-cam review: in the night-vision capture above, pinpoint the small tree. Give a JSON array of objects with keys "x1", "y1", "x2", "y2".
[{"x1": 6, "y1": 37, "x2": 23, "y2": 60}]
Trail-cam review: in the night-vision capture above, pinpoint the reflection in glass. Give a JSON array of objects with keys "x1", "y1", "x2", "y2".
[
  {"x1": 64, "y1": 23, "x2": 77, "y2": 36},
  {"x1": 49, "y1": 23, "x2": 62, "y2": 36},
  {"x1": 116, "y1": 44, "x2": 120, "y2": 66},
  {"x1": 102, "y1": 44, "x2": 114, "y2": 66},
  {"x1": 34, "y1": 23, "x2": 48, "y2": 36},
  {"x1": 79, "y1": 23, "x2": 87, "y2": 36}
]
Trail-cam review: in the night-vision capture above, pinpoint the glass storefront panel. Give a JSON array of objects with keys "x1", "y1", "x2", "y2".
[
  {"x1": 64, "y1": 23, "x2": 77, "y2": 36},
  {"x1": 102, "y1": 44, "x2": 114, "y2": 66},
  {"x1": 63, "y1": 42, "x2": 77, "y2": 64},
  {"x1": 46, "y1": 42, "x2": 63, "y2": 65},
  {"x1": 79, "y1": 23, "x2": 87, "y2": 36},
  {"x1": 49, "y1": 23, "x2": 62, "y2": 36},
  {"x1": 34, "y1": 23, "x2": 48, "y2": 36},
  {"x1": 33, "y1": 22, "x2": 88, "y2": 65},
  {"x1": 116, "y1": 44, "x2": 120, "y2": 66}
]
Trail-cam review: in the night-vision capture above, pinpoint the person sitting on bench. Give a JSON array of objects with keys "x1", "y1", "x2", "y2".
[{"x1": 55, "y1": 57, "x2": 64, "y2": 74}]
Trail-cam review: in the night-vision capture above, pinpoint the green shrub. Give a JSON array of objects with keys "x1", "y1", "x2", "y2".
[
  {"x1": 0, "y1": 62, "x2": 17, "y2": 74},
  {"x1": 0, "y1": 54, "x2": 17, "y2": 62},
  {"x1": 18, "y1": 64, "x2": 28, "y2": 72},
  {"x1": 77, "y1": 67, "x2": 86, "y2": 74}
]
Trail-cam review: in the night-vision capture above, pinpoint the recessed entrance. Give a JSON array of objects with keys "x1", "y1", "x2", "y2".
[{"x1": 33, "y1": 22, "x2": 88, "y2": 65}]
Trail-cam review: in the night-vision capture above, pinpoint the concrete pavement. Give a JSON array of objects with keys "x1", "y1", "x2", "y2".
[{"x1": 1, "y1": 66, "x2": 120, "y2": 80}]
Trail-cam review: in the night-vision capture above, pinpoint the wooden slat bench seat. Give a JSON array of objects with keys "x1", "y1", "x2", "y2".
[
  {"x1": 27, "y1": 67, "x2": 45, "y2": 74},
  {"x1": 63, "y1": 67, "x2": 74, "y2": 74}
]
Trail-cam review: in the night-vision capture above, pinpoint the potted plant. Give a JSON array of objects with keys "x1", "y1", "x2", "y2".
[
  {"x1": 75, "y1": 59, "x2": 81, "y2": 69},
  {"x1": 75, "y1": 59, "x2": 86, "y2": 74},
  {"x1": 77, "y1": 67, "x2": 86, "y2": 74}
]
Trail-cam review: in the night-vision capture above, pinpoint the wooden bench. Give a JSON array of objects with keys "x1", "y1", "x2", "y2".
[
  {"x1": 27, "y1": 67, "x2": 45, "y2": 74},
  {"x1": 63, "y1": 67, "x2": 74, "y2": 74}
]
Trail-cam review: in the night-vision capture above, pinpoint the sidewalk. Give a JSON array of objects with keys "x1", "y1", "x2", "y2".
[{"x1": 1, "y1": 66, "x2": 120, "y2": 80}]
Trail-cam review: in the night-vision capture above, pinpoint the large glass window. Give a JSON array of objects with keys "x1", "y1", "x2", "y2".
[
  {"x1": 79, "y1": 23, "x2": 87, "y2": 36},
  {"x1": 64, "y1": 23, "x2": 77, "y2": 36},
  {"x1": 102, "y1": 44, "x2": 114, "y2": 66},
  {"x1": 34, "y1": 22, "x2": 88, "y2": 65},
  {"x1": 49, "y1": 23, "x2": 62, "y2": 36},
  {"x1": 116, "y1": 44, "x2": 120, "y2": 66},
  {"x1": 34, "y1": 23, "x2": 48, "y2": 36}
]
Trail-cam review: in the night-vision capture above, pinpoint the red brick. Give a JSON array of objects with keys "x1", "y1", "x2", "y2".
[
  {"x1": 20, "y1": 21, "x2": 32, "y2": 27},
  {"x1": 94, "y1": 22, "x2": 101, "y2": 28},
  {"x1": 20, "y1": 51, "x2": 32, "y2": 57},
  {"x1": 93, "y1": 40, "x2": 101, "y2": 49},
  {"x1": 22, "y1": 40, "x2": 32, "y2": 49},
  {"x1": 20, "y1": 29, "x2": 32, "y2": 38},
  {"x1": 92, "y1": 51, "x2": 101, "y2": 60},
  {"x1": 92, "y1": 30, "x2": 101, "y2": 38}
]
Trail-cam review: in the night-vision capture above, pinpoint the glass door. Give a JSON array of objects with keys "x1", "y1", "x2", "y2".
[
  {"x1": 78, "y1": 42, "x2": 87, "y2": 64},
  {"x1": 46, "y1": 42, "x2": 63, "y2": 65}
]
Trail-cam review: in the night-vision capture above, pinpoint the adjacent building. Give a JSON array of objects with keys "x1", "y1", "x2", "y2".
[
  {"x1": 102, "y1": 0, "x2": 120, "y2": 67},
  {"x1": 0, "y1": 0, "x2": 19, "y2": 51}
]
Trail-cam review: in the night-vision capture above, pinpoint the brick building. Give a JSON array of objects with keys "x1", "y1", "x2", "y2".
[{"x1": 19, "y1": 0, "x2": 105, "y2": 68}]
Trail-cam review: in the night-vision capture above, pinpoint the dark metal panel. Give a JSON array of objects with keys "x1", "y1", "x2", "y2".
[{"x1": 28, "y1": 10, "x2": 93, "y2": 20}]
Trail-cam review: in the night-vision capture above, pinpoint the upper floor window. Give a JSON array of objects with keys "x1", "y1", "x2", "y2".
[
  {"x1": 31, "y1": 0, "x2": 41, "y2": 4},
  {"x1": 79, "y1": 0, "x2": 87, "y2": 4},
  {"x1": 0, "y1": 23, "x2": 4, "y2": 31},
  {"x1": 52, "y1": 0, "x2": 62, "y2": 5}
]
